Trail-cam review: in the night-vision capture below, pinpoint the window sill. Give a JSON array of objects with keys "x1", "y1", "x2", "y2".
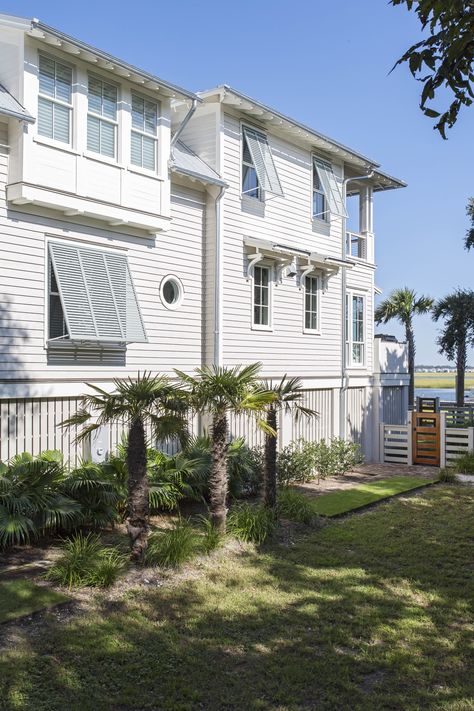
[
  {"x1": 83, "y1": 151, "x2": 123, "y2": 169},
  {"x1": 303, "y1": 328, "x2": 322, "y2": 336},
  {"x1": 46, "y1": 340, "x2": 127, "y2": 350},
  {"x1": 34, "y1": 136, "x2": 80, "y2": 156},
  {"x1": 127, "y1": 165, "x2": 164, "y2": 182},
  {"x1": 251, "y1": 324, "x2": 273, "y2": 332}
]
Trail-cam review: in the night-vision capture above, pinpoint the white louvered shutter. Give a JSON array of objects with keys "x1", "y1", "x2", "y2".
[
  {"x1": 314, "y1": 159, "x2": 347, "y2": 218},
  {"x1": 48, "y1": 242, "x2": 147, "y2": 343},
  {"x1": 243, "y1": 128, "x2": 284, "y2": 197}
]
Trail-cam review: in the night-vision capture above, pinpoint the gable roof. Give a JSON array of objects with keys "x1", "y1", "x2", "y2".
[
  {"x1": 0, "y1": 83, "x2": 34, "y2": 123},
  {"x1": 171, "y1": 140, "x2": 226, "y2": 187}
]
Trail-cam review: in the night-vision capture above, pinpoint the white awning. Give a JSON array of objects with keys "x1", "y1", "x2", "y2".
[
  {"x1": 243, "y1": 127, "x2": 284, "y2": 197},
  {"x1": 314, "y1": 158, "x2": 347, "y2": 219},
  {"x1": 49, "y1": 241, "x2": 147, "y2": 343}
]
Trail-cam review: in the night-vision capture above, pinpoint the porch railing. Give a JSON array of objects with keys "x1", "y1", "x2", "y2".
[{"x1": 346, "y1": 231, "x2": 367, "y2": 260}]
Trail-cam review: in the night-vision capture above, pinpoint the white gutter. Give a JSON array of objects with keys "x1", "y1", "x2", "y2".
[
  {"x1": 213, "y1": 184, "x2": 227, "y2": 366},
  {"x1": 339, "y1": 171, "x2": 374, "y2": 439}
]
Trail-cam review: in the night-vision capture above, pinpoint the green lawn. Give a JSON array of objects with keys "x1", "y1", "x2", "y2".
[
  {"x1": 1, "y1": 485, "x2": 473, "y2": 711},
  {"x1": 0, "y1": 580, "x2": 69, "y2": 624},
  {"x1": 311, "y1": 475, "x2": 434, "y2": 516}
]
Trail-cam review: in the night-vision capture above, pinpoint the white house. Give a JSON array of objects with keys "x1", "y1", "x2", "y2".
[{"x1": 0, "y1": 13, "x2": 409, "y2": 463}]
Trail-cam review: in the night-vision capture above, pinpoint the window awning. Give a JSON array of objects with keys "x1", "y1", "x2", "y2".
[
  {"x1": 49, "y1": 241, "x2": 147, "y2": 343},
  {"x1": 243, "y1": 127, "x2": 284, "y2": 197},
  {"x1": 314, "y1": 158, "x2": 347, "y2": 219}
]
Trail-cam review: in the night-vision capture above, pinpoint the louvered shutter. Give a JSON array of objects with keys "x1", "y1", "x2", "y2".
[
  {"x1": 48, "y1": 242, "x2": 147, "y2": 343},
  {"x1": 314, "y1": 159, "x2": 347, "y2": 218},
  {"x1": 243, "y1": 127, "x2": 284, "y2": 197}
]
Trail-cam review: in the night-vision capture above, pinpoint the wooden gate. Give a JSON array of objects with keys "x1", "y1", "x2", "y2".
[{"x1": 412, "y1": 412, "x2": 440, "y2": 466}]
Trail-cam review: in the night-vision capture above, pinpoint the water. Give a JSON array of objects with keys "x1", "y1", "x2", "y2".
[{"x1": 415, "y1": 388, "x2": 474, "y2": 402}]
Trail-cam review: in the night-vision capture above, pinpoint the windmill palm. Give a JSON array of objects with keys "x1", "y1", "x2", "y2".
[
  {"x1": 262, "y1": 376, "x2": 317, "y2": 508},
  {"x1": 175, "y1": 363, "x2": 275, "y2": 532},
  {"x1": 374, "y1": 288, "x2": 433, "y2": 410},
  {"x1": 62, "y1": 373, "x2": 189, "y2": 563},
  {"x1": 432, "y1": 289, "x2": 474, "y2": 406}
]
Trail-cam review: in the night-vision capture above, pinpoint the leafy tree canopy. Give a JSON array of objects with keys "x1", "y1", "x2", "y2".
[{"x1": 466, "y1": 197, "x2": 474, "y2": 250}]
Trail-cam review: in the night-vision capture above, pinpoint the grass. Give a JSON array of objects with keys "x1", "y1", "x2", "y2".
[
  {"x1": 1, "y1": 486, "x2": 473, "y2": 710},
  {"x1": 415, "y1": 372, "x2": 474, "y2": 389},
  {"x1": 0, "y1": 580, "x2": 69, "y2": 624},
  {"x1": 311, "y1": 476, "x2": 434, "y2": 517}
]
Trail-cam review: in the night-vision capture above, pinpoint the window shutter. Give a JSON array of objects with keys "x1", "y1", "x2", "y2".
[
  {"x1": 48, "y1": 242, "x2": 147, "y2": 343},
  {"x1": 38, "y1": 97, "x2": 53, "y2": 138},
  {"x1": 131, "y1": 132, "x2": 142, "y2": 166},
  {"x1": 314, "y1": 159, "x2": 347, "y2": 218},
  {"x1": 53, "y1": 104, "x2": 70, "y2": 143},
  {"x1": 243, "y1": 128, "x2": 284, "y2": 197}
]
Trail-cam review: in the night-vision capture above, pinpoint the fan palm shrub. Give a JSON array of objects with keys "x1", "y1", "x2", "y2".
[
  {"x1": 0, "y1": 451, "x2": 81, "y2": 549},
  {"x1": 176, "y1": 364, "x2": 275, "y2": 532},
  {"x1": 61, "y1": 462, "x2": 122, "y2": 529},
  {"x1": 62, "y1": 373, "x2": 189, "y2": 563},
  {"x1": 375, "y1": 288, "x2": 433, "y2": 409}
]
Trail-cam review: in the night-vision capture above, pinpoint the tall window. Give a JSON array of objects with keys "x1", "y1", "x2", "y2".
[
  {"x1": 87, "y1": 75, "x2": 117, "y2": 158},
  {"x1": 346, "y1": 293, "x2": 365, "y2": 365},
  {"x1": 131, "y1": 93, "x2": 158, "y2": 171},
  {"x1": 242, "y1": 133, "x2": 260, "y2": 199},
  {"x1": 304, "y1": 275, "x2": 319, "y2": 331},
  {"x1": 253, "y1": 265, "x2": 270, "y2": 327},
  {"x1": 312, "y1": 161, "x2": 327, "y2": 220},
  {"x1": 38, "y1": 55, "x2": 72, "y2": 144},
  {"x1": 48, "y1": 258, "x2": 67, "y2": 340}
]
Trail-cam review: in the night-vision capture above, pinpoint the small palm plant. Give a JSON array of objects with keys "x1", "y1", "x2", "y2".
[
  {"x1": 176, "y1": 363, "x2": 275, "y2": 532},
  {"x1": 262, "y1": 376, "x2": 317, "y2": 508},
  {"x1": 62, "y1": 373, "x2": 189, "y2": 563},
  {"x1": 374, "y1": 288, "x2": 433, "y2": 409}
]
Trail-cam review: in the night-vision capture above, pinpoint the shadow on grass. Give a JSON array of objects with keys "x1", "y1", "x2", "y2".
[{"x1": 0, "y1": 486, "x2": 473, "y2": 711}]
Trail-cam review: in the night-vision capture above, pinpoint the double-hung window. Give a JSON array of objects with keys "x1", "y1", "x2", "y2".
[
  {"x1": 242, "y1": 132, "x2": 260, "y2": 199},
  {"x1": 253, "y1": 265, "x2": 271, "y2": 328},
  {"x1": 242, "y1": 126, "x2": 284, "y2": 200},
  {"x1": 38, "y1": 55, "x2": 72, "y2": 144},
  {"x1": 346, "y1": 293, "x2": 365, "y2": 365},
  {"x1": 304, "y1": 275, "x2": 319, "y2": 332},
  {"x1": 131, "y1": 93, "x2": 158, "y2": 171},
  {"x1": 87, "y1": 75, "x2": 118, "y2": 158}
]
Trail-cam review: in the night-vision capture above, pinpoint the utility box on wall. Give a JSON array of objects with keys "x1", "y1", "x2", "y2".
[{"x1": 84, "y1": 425, "x2": 110, "y2": 463}]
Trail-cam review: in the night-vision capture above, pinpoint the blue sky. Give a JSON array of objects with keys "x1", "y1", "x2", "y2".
[{"x1": 4, "y1": 0, "x2": 474, "y2": 364}]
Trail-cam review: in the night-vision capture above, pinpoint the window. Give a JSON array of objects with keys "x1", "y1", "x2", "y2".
[
  {"x1": 48, "y1": 241, "x2": 146, "y2": 343},
  {"x1": 304, "y1": 275, "x2": 319, "y2": 331},
  {"x1": 253, "y1": 265, "x2": 271, "y2": 327},
  {"x1": 38, "y1": 55, "x2": 72, "y2": 144},
  {"x1": 87, "y1": 75, "x2": 118, "y2": 158},
  {"x1": 242, "y1": 127, "x2": 284, "y2": 199},
  {"x1": 346, "y1": 292, "x2": 365, "y2": 365},
  {"x1": 160, "y1": 275, "x2": 184, "y2": 310},
  {"x1": 312, "y1": 162, "x2": 327, "y2": 221},
  {"x1": 131, "y1": 93, "x2": 158, "y2": 171},
  {"x1": 313, "y1": 158, "x2": 347, "y2": 219}
]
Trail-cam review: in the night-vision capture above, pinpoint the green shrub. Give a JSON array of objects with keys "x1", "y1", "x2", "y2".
[
  {"x1": 61, "y1": 462, "x2": 121, "y2": 529},
  {"x1": 197, "y1": 515, "x2": 223, "y2": 554},
  {"x1": 277, "y1": 489, "x2": 317, "y2": 525},
  {"x1": 45, "y1": 532, "x2": 126, "y2": 589},
  {"x1": 438, "y1": 468, "x2": 458, "y2": 483},
  {"x1": 324, "y1": 438, "x2": 363, "y2": 476},
  {"x1": 451, "y1": 452, "x2": 474, "y2": 474},
  {"x1": 228, "y1": 504, "x2": 276, "y2": 544},
  {"x1": 146, "y1": 519, "x2": 198, "y2": 568},
  {"x1": 276, "y1": 438, "x2": 363, "y2": 487}
]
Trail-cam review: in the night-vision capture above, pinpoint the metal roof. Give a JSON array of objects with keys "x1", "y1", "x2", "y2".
[
  {"x1": 0, "y1": 83, "x2": 34, "y2": 123},
  {"x1": 171, "y1": 140, "x2": 226, "y2": 187}
]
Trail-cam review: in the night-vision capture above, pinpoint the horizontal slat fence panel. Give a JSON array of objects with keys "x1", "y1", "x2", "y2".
[
  {"x1": 441, "y1": 405, "x2": 474, "y2": 428},
  {"x1": 445, "y1": 427, "x2": 474, "y2": 464},
  {"x1": 380, "y1": 423, "x2": 411, "y2": 465}
]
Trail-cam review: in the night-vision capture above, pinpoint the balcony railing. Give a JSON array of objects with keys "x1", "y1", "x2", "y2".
[{"x1": 346, "y1": 231, "x2": 367, "y2": 260}]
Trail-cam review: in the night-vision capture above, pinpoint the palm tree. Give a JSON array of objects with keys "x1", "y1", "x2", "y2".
[
  {"x1": 432, "y1": 289, "x2": 474, "y2": 406},
  {"x1": 62, "y1": 373, "x2": 189, "y2": 563},
  {"x1": 175, "y1": 363, "x2": 275, "y2": 532},
  {"x1": 374, "y1": 288, "x2": 433, "y2": 410},
  {"x1": 262, "y1": 376, "x2": 317, "y2": 509}
]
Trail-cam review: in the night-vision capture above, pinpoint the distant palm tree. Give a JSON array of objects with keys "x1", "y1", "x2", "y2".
[
  {"x1": 176, "y1": 363, "x2": 275, "y2": 532},
  {"x1": 375, "y1": 288, "x2": 433, "y2": 410},
  {"x1": 63, "y1": 373, "x2": 189, "y2": 563},
  {"x1": 262, "y1": 376, "x2": 317, "y2": 509},
  {"x1": 432, "y1": 289, "x2": 474, "y2": 406}
]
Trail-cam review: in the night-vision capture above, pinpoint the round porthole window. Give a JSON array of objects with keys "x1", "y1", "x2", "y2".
[{"x1": 160, "y1": 275, "x2": 184, "y2": 310}]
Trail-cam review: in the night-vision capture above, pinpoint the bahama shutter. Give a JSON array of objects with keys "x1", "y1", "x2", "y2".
[
  {"x1": 313, "y1": 158, "x2": 347, "y2": 218},
  {"x1": 48, "y1": 242, "x2": 147, "y2": 343},
  {"x1": 242, "y1": 127, "x2": 284, "y2": 197}
]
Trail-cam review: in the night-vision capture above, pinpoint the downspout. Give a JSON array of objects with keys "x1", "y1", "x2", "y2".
[
  {"x1": 339, "y1": 171, "x2": 374, "y2": 439},
  {"x1": 213, "y1": 184, "x2": 227, "y2": 366},
  {"x1": 170, "y1": 98, "x2": 198, "y2": 160}
]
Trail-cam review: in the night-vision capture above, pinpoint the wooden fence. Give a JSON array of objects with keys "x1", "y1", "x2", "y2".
[{"x1": 379, "y1": 423, "x2": 412, "y2": 465}]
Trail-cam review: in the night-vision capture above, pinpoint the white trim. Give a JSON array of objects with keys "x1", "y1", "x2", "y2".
[
  {"x1": 251, "y1": 262, "x2": 273, "y2": 331},
  {"x1": 346, "y1": 289, "x2": 366, "y2": 368},
  {"x1": 302, "y1": 273, "x2": 321, "y2": 335},
  {"x1": 159, "y1": 274, "x2": 184, "y2": 310}
]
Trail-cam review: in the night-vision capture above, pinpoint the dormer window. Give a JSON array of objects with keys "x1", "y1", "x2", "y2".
[
  {"x1": 38, "y1": 55, "x2": 72, "y2": 144},
  {"x1": 241, "y1": 126, "x2": 284, "y2": 201},
  {"x1": 131, "y1": 93, "x2": 158, "y2": 172},
  {"x1": 87, "y1": 75, "x2": 118, "y2": 159}
]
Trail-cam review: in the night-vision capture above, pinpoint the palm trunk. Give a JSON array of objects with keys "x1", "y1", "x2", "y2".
[
  {"x1": 456, "y1": 341, "x2": 467, "y2": 407},
  {"x1": 406, "y1": 322, "x2": 415, "y2": 411},
  {"x1": 209, "y1": 410, "x2": 228, "y2": 533},
  {"x1": 126, "y1": 416, "x2": 149, "y2": 564},
  {"x1": 263, "y1": 406, "x2": 278, "y2": 508}
]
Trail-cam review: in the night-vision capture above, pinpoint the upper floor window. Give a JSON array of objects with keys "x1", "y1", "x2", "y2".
[
  {"x1": 87, "y1": 75, "x2": 118, "y2": 158},
  {"x1": 304, "y1": 275, "x2": 320, "y2": 331},
  {"x1": 312, "y1": 162, "x2": 328, "y2": 221},
  {"x1": 131, "y1": 93, "x2": 158, "y2": 171},
  {"x1": 253, "y1": 265, "x2": 271, "y2": 328},
  {"x1": 346, "y1": 292, "x2": 365, "y2": 365},
  {"x1": 242, "y1": 127, "x2": 284, "y2": 200},
  {"x1": 38, "y1": 55, "x2": 72, "y2": 144},
  {"x1": 312, "y1": 158, "x2": 347, "y2": 221}
]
